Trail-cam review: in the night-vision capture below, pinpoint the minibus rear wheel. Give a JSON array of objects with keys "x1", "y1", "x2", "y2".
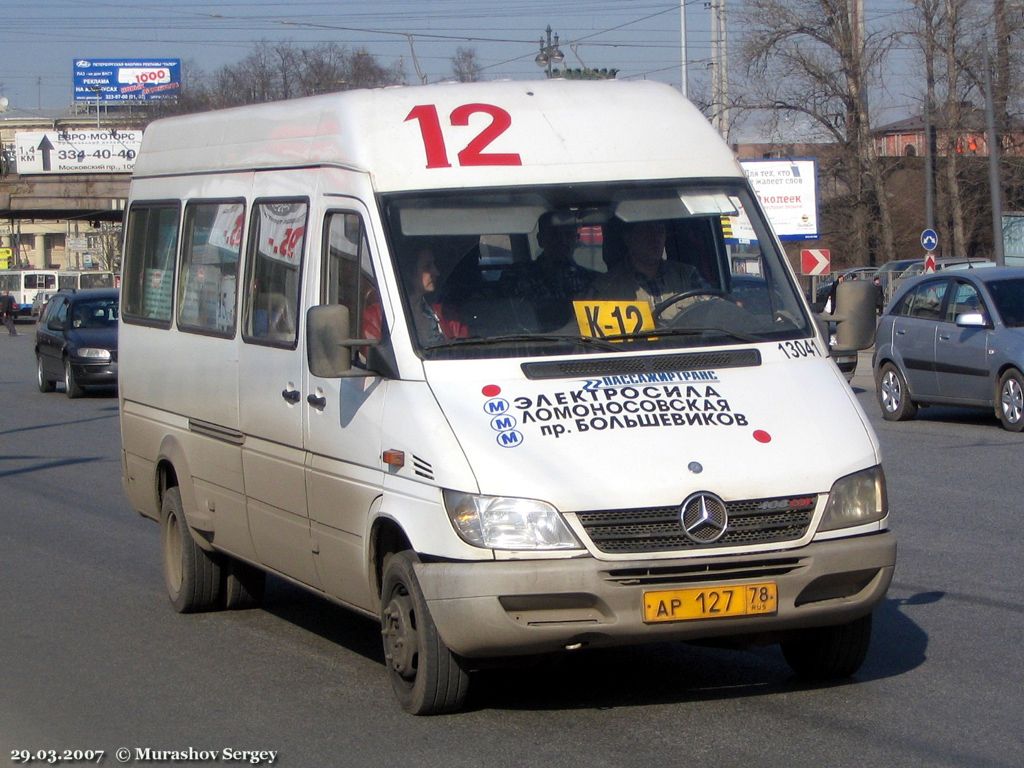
[
  {"x1": 780, "y1": 613, "x2": 872, "y2": 680},
  {"x1": 160, "y1": 486, "x2": 222, "y2": 613},
  {"x1": 380, "y1": 551, "x2": 470, "y2": 715}
]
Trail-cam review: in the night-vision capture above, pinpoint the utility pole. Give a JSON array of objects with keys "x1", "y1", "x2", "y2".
[
  {"x1": 922, "y1": 0, "x2": 938, "y2": 233},
  {"x1": 680, "y1": 0, "x2": 688, "y2": 98},
  {"x1": 983, "y1": 40, "x2": 1005, "y2": 265},
  {"x1": 709, "y1": 0, "x2": 729, "y2": 138}
]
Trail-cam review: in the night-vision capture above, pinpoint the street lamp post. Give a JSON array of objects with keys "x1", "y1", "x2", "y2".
[{"x1": 535, "y1": 25, "x2": 565, "y2": 79}]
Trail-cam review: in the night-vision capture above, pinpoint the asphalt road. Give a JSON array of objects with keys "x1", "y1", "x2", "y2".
[{"x1": 1, "y1": 328, "x2": 1022, "y2": 767}]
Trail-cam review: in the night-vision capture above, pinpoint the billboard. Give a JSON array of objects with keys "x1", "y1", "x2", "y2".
[
  {"x1": 73, "y1": 59, "x2": 181, "y2": 102},
  {"x1": 732, "y1": 159, "x2": 820, "y2": 242},
  {"x1": 15, "y1": 129, "x2": 142, "y2": 174}
]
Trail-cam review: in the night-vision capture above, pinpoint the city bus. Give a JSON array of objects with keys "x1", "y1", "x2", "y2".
[
  {"x1": 0, "y1": 269, "x2": 59, "y2": 318},
  {"x1": 58, "y1": 270, "x2": 116, "y2": 291}
]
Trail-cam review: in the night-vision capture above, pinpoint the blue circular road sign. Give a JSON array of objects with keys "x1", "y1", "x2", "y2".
[{"x1": 921, "y1": 228, "x2": 939, "y2": 251}]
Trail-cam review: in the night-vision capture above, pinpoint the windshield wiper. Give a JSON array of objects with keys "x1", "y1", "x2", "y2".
[
  {"x1": 601, "y1": 326, "x2": 763, "y2": 344},
  {"x1": 427, "y1": 333, "x2": 622, "y2": 352}
]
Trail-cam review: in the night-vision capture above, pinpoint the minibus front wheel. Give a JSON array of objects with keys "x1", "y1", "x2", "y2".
[
  {"x1": 160, "y1": 486, "x2": 222, "y2": 613},
  {"x1": 780, "y1": 612, "x2": 872, "y2": 680},
  {"x1": 380, "y1": 551, "x2": 470, "y2": 715}
]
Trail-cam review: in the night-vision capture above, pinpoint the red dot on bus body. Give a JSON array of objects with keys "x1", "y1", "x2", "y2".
[
  {"x1": 753, "y1": 430, "x2": 772, "y2": 444},
  {"x1": 482, "y1": 384, "x2": 501, "y2": 397}
]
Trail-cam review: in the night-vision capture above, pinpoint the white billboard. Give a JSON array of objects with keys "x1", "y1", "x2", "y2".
[
  {"x1": 15, "y1": 129, "x2": 141, "y2": 174},
  {"x1": 736, "y1": 159, "x2": 820, "y2": 242}
]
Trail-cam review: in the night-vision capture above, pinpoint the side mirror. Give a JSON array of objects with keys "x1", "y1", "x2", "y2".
[
  {"x1": 955, "y1": 312, "x2": 988, "y2": 328},
  {"x1": 820, "y1": 280, "x2": 876, "y2": 351},
  {"x1": 306, "y1": 304, "x2": 381, "y2": 378}
]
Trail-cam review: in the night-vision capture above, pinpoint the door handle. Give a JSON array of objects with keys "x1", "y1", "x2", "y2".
[
  {"x1": 307, "y1": 393, "x2": 327, "y2": 410},
  {"x1": 938, "y1": 333, "x2": 950, "y2": 341},
  {"x1": 281, "y1": 387, "x2": 301, "y2": 404},
  {"x1": 896, "y1": 329, "x2": 906, "y2": 335}
]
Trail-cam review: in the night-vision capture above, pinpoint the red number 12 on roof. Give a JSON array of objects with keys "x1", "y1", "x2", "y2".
[{"x1": 406, "y1": 104, "x2": 523, "y2": 168}]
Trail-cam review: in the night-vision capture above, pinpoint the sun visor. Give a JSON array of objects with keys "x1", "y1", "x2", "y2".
[{"x1": 399, "y1": 205, "x2": 547, "y2": 236}]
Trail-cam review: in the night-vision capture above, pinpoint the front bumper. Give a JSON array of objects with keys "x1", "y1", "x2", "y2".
[
  {"x1": 416, "y1": 532, "x2": 896, "y2": 658},
  {"x1": 70, "y1": 360, "x2": 118, "y2": 385}
]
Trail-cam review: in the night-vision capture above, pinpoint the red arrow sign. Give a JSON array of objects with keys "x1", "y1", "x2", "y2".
[{"x1": 801, "y1": 248, "x2": 831, "y2": 276}]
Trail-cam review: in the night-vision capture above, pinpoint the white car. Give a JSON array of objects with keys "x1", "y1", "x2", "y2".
[{"x1": 30, "y1": 291, "x2": 57, "y2": 319}]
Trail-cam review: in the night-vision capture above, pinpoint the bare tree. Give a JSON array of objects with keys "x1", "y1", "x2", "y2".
[
  {"x1": 903, "y1": 1, "x2": 1012, "y2": 257},
  {"x1": 451, "y1": 48, "x2": 482, "y2": 83},
  {"x1": 150, "y1": 43, "x2": 404, "y2": 117},
  {"x1": 738, "y1": 0, "x2": 897, "y2": 266},
  {"x1": 91, "y1": 222, "x2": 123, "y2": 274}
]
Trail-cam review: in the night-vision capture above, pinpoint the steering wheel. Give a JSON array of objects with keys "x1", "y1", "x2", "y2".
[{"x1": 652, "y1": 288, "x2": 725, "y2": 320}]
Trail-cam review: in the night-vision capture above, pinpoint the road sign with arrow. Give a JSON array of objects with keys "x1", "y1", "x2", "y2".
[{"x1": 14, "y1": 129, "x2": 141, "y2": 174}]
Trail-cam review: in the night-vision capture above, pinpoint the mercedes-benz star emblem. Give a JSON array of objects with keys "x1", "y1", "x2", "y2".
[{"x1": 680, "y1": 492, "x2": 729, "y2": 544}]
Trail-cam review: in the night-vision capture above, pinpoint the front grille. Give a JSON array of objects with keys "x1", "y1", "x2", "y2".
[
  {"x1": 521, "y1": 349, "x2": 761, "y2": 380},
  {"x1": 575, "y1": 495, "x2": 816, "y2": 554}
]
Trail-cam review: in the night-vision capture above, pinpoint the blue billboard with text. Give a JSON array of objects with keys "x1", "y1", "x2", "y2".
[{"x1": 73, "y1": 59, "x2": 182, "y2": 102}]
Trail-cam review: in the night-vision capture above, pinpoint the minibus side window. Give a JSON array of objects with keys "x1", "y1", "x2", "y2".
[
  {"x1": 178, "y1": 200, "x2": 245, "y2": 337},
  {"x1": 322, "y1": 211, "x2": 379, "y2": 347},
  {"x1": 242, "y1": 200, "x2": 308, "y2": 347},
  {"x1": 122, "y1": 203, "x2": 181, "y2": 326}
]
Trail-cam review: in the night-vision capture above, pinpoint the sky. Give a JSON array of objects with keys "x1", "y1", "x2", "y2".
[{"x1": 0, "y1": 0, "x2": 929, "y2": 132}]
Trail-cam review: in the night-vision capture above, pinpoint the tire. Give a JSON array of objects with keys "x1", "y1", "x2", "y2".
[
  {"x1": 160, "y1": 486, "x2": 222, "y2": 613},
  {"x1": 781, "y1": 613, "x2": 873, "y2": 681},
  {"x1": 64, "y1": 359, "x2": 84, "y2": 399},
  {"x1": 997, "y1": 369, "x2": 1024, "y2": 432},
  {"x1": 380, "y1": 551, "x2": 470, "y2": 715},
  {"x1": 37, "y1": 355, "x2": 55, "y2": 393},
  {"x1": 876, "y1": 362, "x2": 917, "y2": 421},
  {"x1": 222, "y1": 558, "x2": 266, "y2": 610}
]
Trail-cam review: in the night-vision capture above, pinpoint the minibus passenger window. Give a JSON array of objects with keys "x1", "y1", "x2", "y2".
[
  {"x1": 243, "y1": 200, "x2": 307, "y2": 346},
  {"x1": 322, "y1": 212, "x2": 379, "y2": 346},
  {"x1": 178, "y1": 201, "x2": 244, "y2": 336},
  {"x1": 122, "y1": 204, "x2": 180, "y2": 325}
]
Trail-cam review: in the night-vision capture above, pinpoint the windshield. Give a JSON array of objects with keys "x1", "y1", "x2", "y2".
[
  {"x1": 71, "y1": 297, "x2": 119, "y2": 329},
  {"x1": 380, "y1": 182, "x2": 811, "y2": 359}
]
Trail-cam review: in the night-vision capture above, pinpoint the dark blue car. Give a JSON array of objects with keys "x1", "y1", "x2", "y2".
[{"x1": 35, "y1": 288, "x2": 119, "y2": 398}]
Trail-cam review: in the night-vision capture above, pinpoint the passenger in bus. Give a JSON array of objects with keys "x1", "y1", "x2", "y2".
[
  {"x1": 591, "y1": 220, "x2": 708, "y2": 321},
  {"x1": 505, "y1": 213, "x2": 596, "y2": 329},
  {"x1": 363, "y1": 246, "x2": 468, "y2": 346}
]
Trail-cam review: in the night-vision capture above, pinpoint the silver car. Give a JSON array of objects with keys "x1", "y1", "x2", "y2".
[{"x1": 873, "y1": 267, "x2": 1024, "y2": 430}]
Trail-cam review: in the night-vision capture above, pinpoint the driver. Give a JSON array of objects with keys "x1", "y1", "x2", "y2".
[{"x1": 591, "y1": 220, "x2": 707, "y2": 321}]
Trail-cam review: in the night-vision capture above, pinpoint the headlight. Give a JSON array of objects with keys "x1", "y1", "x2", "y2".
[
  {"x1": 443, "y1": 490, "x2": 581, "y2": 550},
  {"x1": 75, "y1": 348, "x2": 111, "y2": 361},
  {"x1": 818, "y1": 466, "x2": 888, "y2": 532}
]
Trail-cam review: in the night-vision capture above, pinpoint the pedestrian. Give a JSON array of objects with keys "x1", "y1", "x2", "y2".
[
  {"x1": 823, "y1": 273, "x2": 844, "y2": 314},
  {"x1": 1, "y1": 292, "x2": 18, "y2": 336},
  {"x1": 872, "y1": 275, "x2": 885, "y2": 315}
]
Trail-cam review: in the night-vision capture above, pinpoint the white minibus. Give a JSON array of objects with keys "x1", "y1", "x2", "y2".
[{"x1": 119, "y1": 80, "x2": 892, "y2": 714}]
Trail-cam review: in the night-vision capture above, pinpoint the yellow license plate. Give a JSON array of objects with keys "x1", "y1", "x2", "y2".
[
  {"x1": 642, "y1": 582, "x2": 778, "y2": 624},
  {"x1": 573, "y1": 300, "x2": 655, "y2": 340}
]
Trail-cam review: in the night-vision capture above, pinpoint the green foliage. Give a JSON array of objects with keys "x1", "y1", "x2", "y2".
[{"x1": 561, "y1": 68, "x2": 619, "y2": 80}]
